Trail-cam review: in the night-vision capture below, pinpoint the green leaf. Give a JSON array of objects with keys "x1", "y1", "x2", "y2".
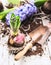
[
  {"x1": 8, "y1": 0, "x2": 20, "y2": 5},
  {"x1": 16, "y1": 16, "x2": 21, "y2": 30},
  {"x1": 10, "y1": 13, "x2": 15, "y2": 30},
  {"x1": 10, "y1": 13, "x2": 21, "y2": 35},
  {"x1": 34, "y1": 0, "x2": 47, "y2": 7},
  {"x1": 0, "y1": 8, "x2": 15, "y2": 20}
]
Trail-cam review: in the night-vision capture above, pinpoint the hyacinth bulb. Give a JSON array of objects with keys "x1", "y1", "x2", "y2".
[
  {"x1": 14, "y1": 33, "x2": 25, "y2": 44},
  {"x1": 41, "y1": 1, "x2": 51, "y2": 14},
  {"x1": 0, "y1": 2, "x2": 4, "y2": 12}
]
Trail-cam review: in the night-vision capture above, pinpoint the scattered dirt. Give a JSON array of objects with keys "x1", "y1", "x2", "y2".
[{"x1": 25, "y1": 43, "x2": 43, "y2": 56}]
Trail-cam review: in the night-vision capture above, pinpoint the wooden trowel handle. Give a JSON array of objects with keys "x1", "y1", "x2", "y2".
[
  {"x1": 14, "y1": 32, "x2": 42, "y2": 60},
  {"x1": 14, "y1": 41, "x2": 33, "y2": 60}
]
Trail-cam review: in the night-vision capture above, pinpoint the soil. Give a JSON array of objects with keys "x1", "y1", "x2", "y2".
[{"x1": 25, "y1": 43, "x2": 43, "y2": 56}]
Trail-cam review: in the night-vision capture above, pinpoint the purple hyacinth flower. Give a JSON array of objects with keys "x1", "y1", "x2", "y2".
[{"x1": 6, "y1": 4, "x2": 37, "y2": 25}]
